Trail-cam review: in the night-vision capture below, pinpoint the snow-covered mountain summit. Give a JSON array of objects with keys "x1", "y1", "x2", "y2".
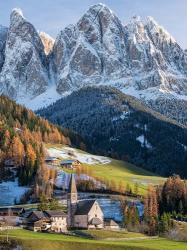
[
  {"x1": 0, "y1": 4, "x2": 187, "y2": 124},
  {"x1": 51, "y1": 4, "x2": 187, "y2": 96},
  {"x1": 0, "y1": 8, "x2": 49, "y2": 100}
]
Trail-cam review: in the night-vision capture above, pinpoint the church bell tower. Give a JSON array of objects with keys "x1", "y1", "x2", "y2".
[{"x1": 67, "y1": 174, "x2": 77, "y2": 227}]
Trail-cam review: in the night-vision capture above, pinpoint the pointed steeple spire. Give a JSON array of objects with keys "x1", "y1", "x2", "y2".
[
  {"x1": 68, "y1": 174, "x2": 77, "y2": 204},
  {"x1": 68, "y1": 174, "x2": 77, "y2": 194}
]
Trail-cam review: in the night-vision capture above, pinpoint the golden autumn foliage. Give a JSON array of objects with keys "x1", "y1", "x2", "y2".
[
  {"x1": 144, "y1": 185, "x2": 158, "y2": 235},
  {"x1": 0, "y1": 95, "x2": 80, "y2": 186},
  {"x1": 11, "y1": 136, "x2": 25, "y2": 166}
]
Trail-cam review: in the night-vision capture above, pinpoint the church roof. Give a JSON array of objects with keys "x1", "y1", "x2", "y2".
[
  {"x1": 75, "y1": 199, "x2": 96, "y2": 215},
  {"x1": 68, "y1": 174, "x2": 77, "y2": 194}
]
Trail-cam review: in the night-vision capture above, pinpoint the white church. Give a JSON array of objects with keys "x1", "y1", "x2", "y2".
[{"x1": 67, "y1": 175, "x2": 104, "y2": 229}]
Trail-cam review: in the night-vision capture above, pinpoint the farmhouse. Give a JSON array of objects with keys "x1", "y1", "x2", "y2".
[
  {"x1": 26, "y1": 211, "x2": 48, "y2": 232},
  {"x1": 26, "y1": 210, "x2": 67, "y2": 232},
  {"x1": 67, "y1": 175, "x2": 104, "y2": 229},
  {"x1": 60, "y1": 159, "x2": 81, "y2": 169},
  {"x1": 45, "y1": 156, "x2": 59, "y2": 166}
]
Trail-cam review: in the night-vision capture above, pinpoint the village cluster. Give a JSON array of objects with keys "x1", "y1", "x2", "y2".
[{"x1": 0, "y1": 175, "x2": 120, "y2": 233}]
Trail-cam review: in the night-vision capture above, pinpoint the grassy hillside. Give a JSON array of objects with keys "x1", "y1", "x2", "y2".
[
  {"x1": 46, "y1": 144, "x2": 165, "y2": 195},
  {"x1": 1, "y1": 229, "x2": 186, "y2": 250},
  {"x1": 85, "y1": 159, "x2": 164, "y2": 195}
]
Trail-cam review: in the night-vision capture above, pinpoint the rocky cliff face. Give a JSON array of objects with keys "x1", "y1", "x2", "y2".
[
  {"x1": 52, "y1": 4, "x2": 128, "y2": 93},
  {"x1": 0, "y1": 9, "x2": 49, "y2": 100},
  {"x1": 52, "y1": 4, "x2": 187, "y2": 97}
]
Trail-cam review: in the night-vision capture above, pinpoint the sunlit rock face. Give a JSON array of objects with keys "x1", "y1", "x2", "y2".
[{"x1": 40, "y1": 31, "x2": 54, "y2": 55}]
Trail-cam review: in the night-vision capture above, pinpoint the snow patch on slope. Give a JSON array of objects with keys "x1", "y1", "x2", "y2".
[
  {"x1": 18, "y1": 85, "x2": 63, "y2": 111},
  {"x1": 0, "y1": 178, "x2": 29, "y2": 206},
  {"x1": 136, "y1": 135, "x2": 152, "y2": 149},
  {"x1": 47, "y1": 146, "x2": 111, "y2": 165}
]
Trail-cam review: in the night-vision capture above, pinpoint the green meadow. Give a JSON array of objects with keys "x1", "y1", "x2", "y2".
[
  {"x1": 46, "y1": 144, "x2": 165, "y2": 195},
  {"x1": 1, "y1": 229, "x2": 186, "y2": 250}
]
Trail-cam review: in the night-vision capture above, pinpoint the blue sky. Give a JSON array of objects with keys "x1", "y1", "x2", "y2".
[{"x1": 0, "y1": 0, "x2": 187, "y2": 48}]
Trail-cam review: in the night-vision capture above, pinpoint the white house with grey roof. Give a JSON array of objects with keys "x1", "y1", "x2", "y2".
[{"x1": 67, "y1": 175, "x2": 104, "y2": 229}]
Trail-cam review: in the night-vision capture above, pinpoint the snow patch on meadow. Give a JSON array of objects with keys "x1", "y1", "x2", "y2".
[
  {"x1": 0, "y1": 178, "x2": 29, "y2": 206},
  {"x1": 47, "y1": 146, "x2": 111, "y2": 165}
]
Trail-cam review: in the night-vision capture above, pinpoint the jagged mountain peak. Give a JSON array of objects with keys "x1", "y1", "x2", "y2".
[
  {"x1": 10, "y1": 8, "x2": 25, "y2": 27},
  {"x1": 0, "y1": 7, "x2": 49, "y2": 100},
  {"x1": 87, "y1": 3, "x2": 113, "y2": 14},
  {"x1": 145, "y1": 16, "x2": 176, "y2": 43},
  {"x1": 77, "y1": 2, "x2": 120, "y2": 34},
  {"x1": 11, "y1": 8, "x2": 24, "y2": 16}
]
